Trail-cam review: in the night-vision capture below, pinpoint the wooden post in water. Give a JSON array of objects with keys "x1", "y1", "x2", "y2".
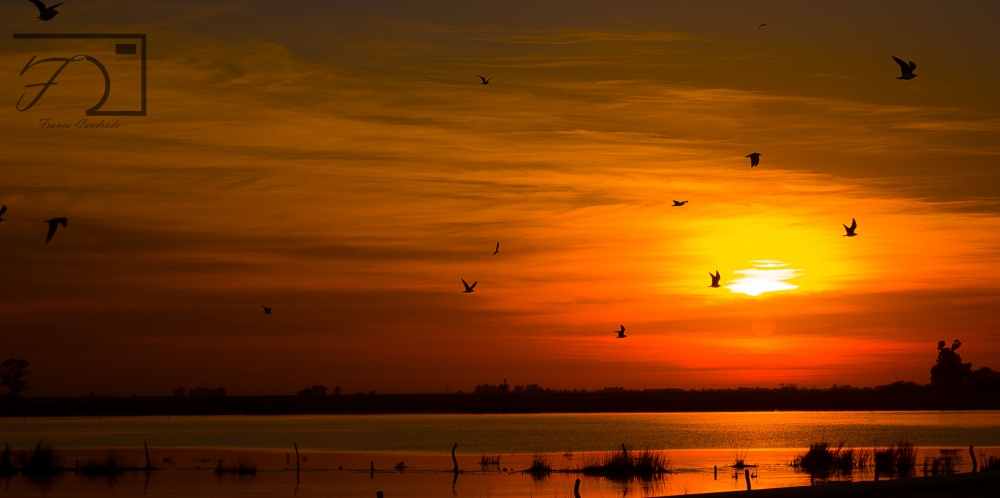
[
  {"x1": 144, "y1": 442, "x2": 152, "y2": 470},
  {"x1": 970, "y1": 446, "x2": 977, "y2": 472},
  {"x1": 574, "y1": 478, "x2": 581, "y2": 498},
  {"x1": 714, "y1": 465, "x2": 717, "y2": 480},
  {"x1": 294, "y1": 443, "x2": 302, "y2": 486},
  {"x1": 452, "y1": 443, "x2": 459, "y2": 473},
  {"x1": 744, "y1": 469, "x2": 751, "y2": 491},
  {"x1": 376, "y1": 492, "x2": 384, "y2": 498}
]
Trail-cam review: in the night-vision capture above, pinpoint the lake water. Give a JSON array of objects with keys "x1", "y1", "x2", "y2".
[{"x1": 1, "y1": 411, "x2": 998, "y2": 497}]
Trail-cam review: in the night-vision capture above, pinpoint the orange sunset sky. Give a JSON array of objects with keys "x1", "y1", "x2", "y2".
[{"x1": 1, "y1": 1, "x2": 999, "y2": 396}]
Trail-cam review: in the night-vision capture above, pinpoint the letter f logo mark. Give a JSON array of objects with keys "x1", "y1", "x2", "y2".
[
  {"x1": 17, "y1": 54, "x2": 113, "y2": 115},
  {"x1": 17, "y1": 54, "x2": 87, "y2": 112}
]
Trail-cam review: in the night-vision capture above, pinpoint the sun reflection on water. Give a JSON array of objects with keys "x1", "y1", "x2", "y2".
[{"x1": 727, "y1": 260, "x2": 801, "y2": 297}]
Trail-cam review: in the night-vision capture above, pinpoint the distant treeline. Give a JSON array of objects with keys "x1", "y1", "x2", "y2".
[
  {"x1": 1, "y1": 339, "x2": 997, "y2": 417},
  {"x1": 1, "y1": 383, "x2": 999, "y2": 417}
]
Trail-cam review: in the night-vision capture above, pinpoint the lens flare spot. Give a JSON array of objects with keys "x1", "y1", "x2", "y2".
[{"x1": 727, "y1": 260, "x2": 801, "y2": 297}]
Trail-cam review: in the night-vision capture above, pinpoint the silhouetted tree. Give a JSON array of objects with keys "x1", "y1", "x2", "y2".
[
  {"x1": 876, "y1": 380, "x2": 925, "y2": 396},
  {"x1": 333, "y1": 386, "x2": 341, "y2": 396},
  {"x1": 968, "y1": 366, "x2": 1000, "y2": 394},
  {"x1": 931, "y1": 340, "x2": 973, "y2": 391},
  {"x1": 297, "y1": 385, "x2": 327, "y2": 397},
  {"x1": 188, "y1": 387, "x2": 226, "y2": 397},
  {"x1": 173, "y1": 387, "x2": 186, "y2": 397},
  {"x1": 0, "y1": 359, "x2": 30, "y2": 398},
  {"x1": 473, "y1": 379, "x2": 510, "y2": 395}
]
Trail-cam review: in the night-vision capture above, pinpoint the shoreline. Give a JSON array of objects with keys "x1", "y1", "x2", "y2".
[
  {"x1": 1, "y1": 447, "x2": 994, "y2": 471},
  {"x1": 5, "y1": 407, "x2": 1000, "y2": 420},
  {"x1": 676, "y1": 471, "x2": 1000, "y2": 497},
  {"x1": 3, "y1": 445, "x2": 996, "y2": 497},
  {"x1": 3, "y1": 391, "x2": 1000, "y2": 417}
]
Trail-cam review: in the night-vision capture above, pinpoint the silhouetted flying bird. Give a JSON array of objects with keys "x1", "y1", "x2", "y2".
[
  {"x1": 892, "y1": 56, "x2": 917, "y2": 80},
  {"x1": 476, "y1": 75, "x2": 492, "y2": 85},
  {"x1": 44, "y1": 217, "x2": 67, "y2": 243},
  {"x1": 262, "y1": 306, "x2": 272, "y2": 314},
  {"x1": 843, "y1": 218, "x2": 858, "y2": 237},
  {"x1": 615, "y1": 325, "x2": 626, "y2": 339},
  {"x1": 493, "y1": 242, "x2": 500, "y2": 255},
  {"x1": 745, "y1": 152, "x2": 761, "y2": 168},
  {"x1": 462, "y1": 278, "x2": 477, "y2": 293},
  {"x1": 672, "y1": 200, "x2": 688, "y2": 207},
  {"x1": 709, "y1": 270, "x2": 721, "y2": 288},
  {"x1": 28, "y1": 0, "x2": 62, "y2": 21},
  {"x1": 758, "y1": 23, "x2": 768, "y2": 29}
]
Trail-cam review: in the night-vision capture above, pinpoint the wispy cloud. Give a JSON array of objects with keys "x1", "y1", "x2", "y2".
[
  {"x1": 1, "y1": 0, "x2": 999, "y2": 395},
  {"x1": 465, "y1": 28, "x2": 706, "y2": 45}
]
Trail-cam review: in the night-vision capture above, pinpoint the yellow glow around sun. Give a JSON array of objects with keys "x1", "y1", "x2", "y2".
[{"x1": 727, "y1": 260, "x2": 801, "y2": 297}]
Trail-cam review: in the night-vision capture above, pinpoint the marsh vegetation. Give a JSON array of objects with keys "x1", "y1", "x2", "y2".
[
  {"x1": 792, "y1": 442, "x2": 870, "y2": 475},
  {"x1": 214, "y1": 458, "x2": 257, "y2": 476},
  {"x1": 874, "y1": 441, "x2": 917, "y2": 477},
  {"x1": 580, "y1": 445, "x2": 671, "y2": 480}
]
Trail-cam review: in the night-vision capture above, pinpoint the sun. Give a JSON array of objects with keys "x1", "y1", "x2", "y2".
[{"x1": 726, "y1": 260, "x2": 802, "y2": 297}]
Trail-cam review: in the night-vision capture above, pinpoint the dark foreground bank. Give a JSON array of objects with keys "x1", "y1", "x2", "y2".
[
  {"x1": 680, "y1": 471, "x2": 1000, "y2": 498},
  {"x1": 3, "y1": 388, "x2": 1000, "y2": 417}
]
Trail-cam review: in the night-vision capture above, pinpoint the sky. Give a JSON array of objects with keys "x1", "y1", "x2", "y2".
[{"x1": 1, "y1": 0, "x2": 999, "y2": 396}]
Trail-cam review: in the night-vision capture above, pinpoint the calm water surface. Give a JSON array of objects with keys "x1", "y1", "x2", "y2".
[
  {"x1": 1, "y1": 411, "x2": 998, "y2": 497},
  {"x1": 3, "y1": 411, "x2": 999, "y2": 452}
]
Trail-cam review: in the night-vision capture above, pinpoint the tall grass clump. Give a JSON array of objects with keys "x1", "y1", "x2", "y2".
[
  {"x1": 19, "y1": 441, "x2": 61, "y2": 478},
  {"x1": 78, "y1": 454, "x2": 128, "y2": 477},
  {"x1": 982, "y1": 454, "x2": 1000, "y2": 471},
  {"x1": 214, "y1": 458, "x2": 257, "y2": 476},
  {"x1": 730, "y1": 449, "x2": 753, "y2": 469},
  {"x1": 581, "y1": 445, "x2": 671, "y2": 480},
  {"x1": 793, "y1": 442, "x2": 869, "y2": 474},
  {"x1": 525, "y1": 454, "x2": 552, "y2": 475},
  {"x1": 855, "y1": 448, "x2": 872, "y2": 469},
  {"x1": 874, "y1": 441, "x2": 916, "y2": 477},
  {"x1": 922, "y1": 449, "x2": 958, "y2": 475},
  {"x1": 479, "y1": 455, "x2": 502, "y2": 468}
]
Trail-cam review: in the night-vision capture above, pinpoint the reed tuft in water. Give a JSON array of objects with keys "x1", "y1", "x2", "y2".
[
  {"x1": 479, "y1": 455, "x2": 502, "y2": 468},
  {"x1": 19, "y1": 441, "x2": 61, "y2": 478},
  {"x1": 874, "y1": 441, "x2": 916, "y2": 477},
  {"x1": 525, "y1": 454, "x2": 552, "y2": 474},
  {"x1": 580, "y1": 445, "x2": 671, "y2": 480},
  {"x1": 792, "y1": 442, "x2": 869, "y2": 474},
  {"x1": 214, "y1": 458, "x2": 257, "y2": 475},
  {"x1": 730, "y1": 448, "x2": 755, "y2": 469},
  {"x1": 922, "y1": 449, "x2": 959, "y2": 475},
  {"x1": 77, "y1": 454, "x2": 135, "y2": 477}
]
